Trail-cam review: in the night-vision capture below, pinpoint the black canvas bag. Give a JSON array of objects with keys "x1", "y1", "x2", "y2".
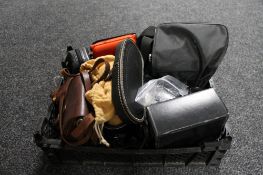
[{"x1": 137, "y1": 23, "x2": 229, "y2": 88}]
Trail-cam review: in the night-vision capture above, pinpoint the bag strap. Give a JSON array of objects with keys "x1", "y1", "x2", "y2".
[
  {"x1": 89, "y1": 58, "x2": 111, "y2": 86},
  {"x1": 137, "y1": 26, "x2": 156, "y2": 63},
  {"x1": 70, "y1": 114, "x2": 94, "y2": 141},
  {"x1": 140, "y1": 37, "x2": 154, "y2": 64},
  {"x1": 80, "y1": 70, "x2": 91, "y2": 92},
  {"x1": 60, "y1": 68, "x2": 79, "y2": 77},
  {"x1": 69, "y1": 114, "x2": 96, "y2": 146}
]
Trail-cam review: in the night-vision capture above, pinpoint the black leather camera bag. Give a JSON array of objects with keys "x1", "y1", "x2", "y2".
[{"x1": 112, "y1": 39, "x2": 145, "y2": 125}]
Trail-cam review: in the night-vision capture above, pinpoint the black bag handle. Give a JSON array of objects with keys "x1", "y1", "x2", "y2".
[{"x1": 137, "y1": 26, "x2": 156, "y2": 63}]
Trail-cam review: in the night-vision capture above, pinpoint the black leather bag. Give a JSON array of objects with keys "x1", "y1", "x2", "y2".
[
  {"x1": 137, "y1": 23, "x2": 229, "y2": 88},
  {"x1": 112, "y1": 39, "x2": 145, "y2": 125},
  {"x1": 146, "y1": 88, "x2": 228, "y2": 148}
]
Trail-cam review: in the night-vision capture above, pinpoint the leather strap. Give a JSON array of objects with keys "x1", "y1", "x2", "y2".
[
  {"x1": 104, "y1": 70, "x2": 112, "y2": 81},
  {"x1": 60, "y1": 68, "x2": 79, "y2": 77},
  {"x1": 70, "y1": 114, "x2": 94, "y2": 141},
  {"x1": 80, "y1": 70, "x2": 91, "y2": 92},
  {"x1": 89, "y1": 58, "x2": 111, "y2": 86}
]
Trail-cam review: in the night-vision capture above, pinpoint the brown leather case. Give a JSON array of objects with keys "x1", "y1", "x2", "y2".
[
  {"x1": 61, "y1": 73, "x2": 90, "y2": 137},
  {"x1": 51, "y1": 69, "x2": 95, "y2": 146},
  {"x1": 51, "y1": 58, "x2": 112, "y2": 146}
]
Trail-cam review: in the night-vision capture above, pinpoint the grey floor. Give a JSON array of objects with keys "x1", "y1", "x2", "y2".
[{"x1": 0, "y1": 0, "x2": 263, "y2": 174}]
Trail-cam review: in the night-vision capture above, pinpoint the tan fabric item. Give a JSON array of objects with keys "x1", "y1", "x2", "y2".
[
  {"x1": 86, "y1": 81, "x2": 122, "y2": 125},
  {"x1": 80, "y1": 55, "x2": 122, "y2": 146}
]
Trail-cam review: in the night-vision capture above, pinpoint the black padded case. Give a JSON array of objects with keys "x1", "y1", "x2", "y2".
[
  {"x1": 147, "y1": 88, "x2": 229, "y2": 148},
  {"x1": 112, "y1": 39, "x2": 145, "y2": 124}
]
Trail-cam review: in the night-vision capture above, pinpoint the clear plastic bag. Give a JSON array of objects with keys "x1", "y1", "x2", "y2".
[{"x1": 135, "y1": 75, "x2": 189, "y2": 107}]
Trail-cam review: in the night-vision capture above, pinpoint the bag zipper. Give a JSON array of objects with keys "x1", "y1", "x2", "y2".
[{"x1": 117, "y1": 40, "x2": 145, "y2": 124}]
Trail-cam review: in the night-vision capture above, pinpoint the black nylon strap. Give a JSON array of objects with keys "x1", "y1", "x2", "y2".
[
  {"x1": 137, "y1": 26, "x2": 156, "y2": 65},
  {"x1": 141, "y1": 36, "x2": 154, "y2": 62}
]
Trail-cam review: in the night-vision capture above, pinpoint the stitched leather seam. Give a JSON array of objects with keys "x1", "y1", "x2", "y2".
[
  {"x1": 118, "y1": 40, "x2": 144, "y2": 123},
  {"x1": 117, "y1": 40, "x2": 136, "y2": 122},
  {"x1": 117, "y1": 40, "x2": 131, "y2": 121}
]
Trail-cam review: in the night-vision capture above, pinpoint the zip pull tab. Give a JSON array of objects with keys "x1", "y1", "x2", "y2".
[{"x1": 148, "y1": 54, "x2": 152, "y2": 63}]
